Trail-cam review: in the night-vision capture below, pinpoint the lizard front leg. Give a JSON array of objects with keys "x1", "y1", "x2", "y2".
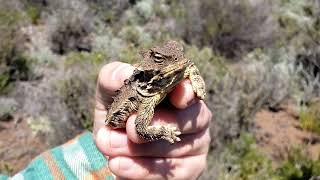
[
  {"x1": 184, "y1": 63, "x2": 206, "y2": 99},
  {"x1": 135, "y1": 94, "x2": 181, "y2": 143}
]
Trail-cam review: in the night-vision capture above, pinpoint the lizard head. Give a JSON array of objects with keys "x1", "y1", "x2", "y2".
[
  {"x1": 136, "y1": 40, "x2": 191, "y2": 95},
  {"x1": 139, "y1": 40, "x2": 190, "y2": 74}
]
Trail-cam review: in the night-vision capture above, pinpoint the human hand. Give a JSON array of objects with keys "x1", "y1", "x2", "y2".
[{"x1": 94, "y1": 62, "x2": 212, "y2": 180}]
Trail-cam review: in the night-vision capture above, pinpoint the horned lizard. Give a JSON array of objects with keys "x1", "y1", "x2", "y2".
[{"x1": 105, "y1": 41, "x2": 206, "y2": 143}]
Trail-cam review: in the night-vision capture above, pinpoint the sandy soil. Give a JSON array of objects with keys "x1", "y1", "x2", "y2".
[
  {"x1": 0, "y1": 115, "x2": 49, "y2": 175},
  {"x1": 254, "y1": 104, "x2": 320, "y2": 165}
]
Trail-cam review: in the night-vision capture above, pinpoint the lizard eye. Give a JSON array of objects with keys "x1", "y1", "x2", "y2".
[{"x1": 153, "y1": 53, "x2": 164, "y2": 63}]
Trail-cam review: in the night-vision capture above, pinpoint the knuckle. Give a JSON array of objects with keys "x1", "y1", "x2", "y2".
[
  {"x1": 195, "y1": 156, "x2": 207, "y2": 179},
  {"x1": 201, "y1": 101, "x2": 212, "y2": 121},
  {"x1": 197, "y1": 102, "x2": 212, "y2": 131},
  {"x1": 177, "y1": 156, "x2": 207, "y2": 180},
  {"x1": 204, "y1": 130, "x2": 211, "y2": 146},
  {"x1": 198, "y1": 159, "x2": 207, "y2": 178},
  {"x1": 207, "y1": 109, "x2": 213, "y2": 121},
  {"x1": 204, "y1": 131, "x2": 211, "y2": 153}
]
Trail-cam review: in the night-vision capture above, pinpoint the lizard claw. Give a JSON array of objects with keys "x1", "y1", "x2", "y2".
[{"x1": 163, "y1": 126, "x2": 181, "y2": 144}]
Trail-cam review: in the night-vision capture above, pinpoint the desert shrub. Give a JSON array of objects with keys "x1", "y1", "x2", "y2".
[
  {"x1": 0, "y1": 9, "x2": 33, "y2": 94},
  {"x1": 26, "y1": 6, "x2": 41, "y2": 24},
  {"x1": 184, "y1": 45, "x2": 293, "y2": 147},
  {"x1": 0, "y1": 162, "x2": 13, "y2": 176},
  {"x1": 277, "y1": 0, "x2": 319, "y2": 44},
  {"x1": 276, "y1": 148, "x2": 320, "y2": 179},
  {"x1": 24, "y1": 0, "x2": 48, "y2": 6},
  {"x1": 59, "y1": 76, "x2": 94, "y2": 130},
  {"x1": 201, "y1": 133, "x2": 276, "y2": 180},
  {"x1": 209, "y1": 53, "x2": 292, "y2": 146},
  {"x1": 203, "y1": 134, "x2": 320, "y2": 180},
  {"x1": 91, "y1": 29, "x2": 125, "y2": 60},
  {"x1": 46, "y1": 0, "x2": 95, "y2": 55},
  {"x1": 0, "y1": 98, "x2": 18, "y2": 122},
  {"x1": 27, "y1": 116, "x2": 54, "y2": 136},
  {"x1": 278, "y1": 0, "x2": 320, "y2": 96},
  {"x1": 185, "y1": 45, "x2": 229, "y2": 81},
  {"x1": 299, "y1": 100, "x2": 320, "y2": 135},
  {"x1": 163, "y1": 0, "x2": 278, "y2": 59},
  {"x1": 119, "y1": 46, "x2": 140, "y2": 64},
  {"x1": 86, "y1": 0, "x2": 131, "y2": 24},
  {"x1": 64, "y1": 51, "x2": 106, "y2": 67},
  {"x1": 59, "y1": 52, "x2": 107, "y2": 131},
  {"x1": 133, "y1": 0, "x2": 154, "y2": 23},
  {"x1": 199, "y1": 0, "x2": 278, "y2": 59},
  {"x1": 118, "y1": 0, "x2": 155, "y2": 26},
  {"x1": 296, "y1": 51, "x2": 320, "y2": 82},
  {"x1": 10, "y1": 70, "x2": 84, "y2": 145},
  {"x1": 294, "y1": 61, "x2": 320, "y2": 104},
  {"x1": 118, "y1": 25, "x2": 152, "y2": 47},
  {"x1": 19, "y1": 0, "x2": 44, "y2": 24}
]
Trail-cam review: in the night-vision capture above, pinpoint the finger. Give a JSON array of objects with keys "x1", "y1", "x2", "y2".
[
  {"x1": 94, "y1": 62, "x2": 135, "y2": 136},
  {"x1": 109, "y1": 155, "x2": 207, "y2": 180},
  {"x1": 169, "y1": 79, "x2": 197, "y2": 109},
  {"x1": 95, "y1": 61, "x2": 135, "y2": 110},
  {"x1": 126, "y1": 101, "x2": 212, "y2": 144},
  {"x1": 95, "y1": 126, "x2": 210, "y2": 158},
  {"x1": 93, "y1": 108, "x2": 108, "y2": 137}
]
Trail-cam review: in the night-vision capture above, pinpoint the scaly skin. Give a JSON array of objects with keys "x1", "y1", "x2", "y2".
[{"x1": 105, "y1": 41, "x2": 206, "y2": 143}]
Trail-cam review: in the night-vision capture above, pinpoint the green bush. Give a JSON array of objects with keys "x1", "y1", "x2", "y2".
[
  {"x1": 0, "y1": 162, "x2": 13, "y2": 176},
  {"x1": 204, "y1": 134, "x2": 320, "y2": 180},
  {"x1": 26, "y1": 6, "x2": 41, "y2": 24},
  {"x1": 58, "y1": 75, "x2": 94, "y2": 131},
  {"x1": 65, "y1": 51, "x2": 106, "y2": 67},
  {"x1": 161, "y1": 0, "x2": 278, "y2": 59},
  {"x1": 59, "y1": 52, "x2": 107, "y2": 131},
  {"x1": 0, "y1": 10, "x2": 33, "y2": 94},
  {"x1": 278, "y1": 0, "x2": 320, "y2": 88},
  {"x1": 86, "y1": 0, "x2": 131, "y2": 24},
  {"x1": 0, "y1": 98, "x2": 17, "y2": 121},
  {"x1": 47, "y1": 0, "x2": 94, "y2": 55},
  {"x1": 277, "y1": 148, "x2": 320, "y2": 179},
  {"x1": 205, "y1": 133, "x2": 276, "y2": 180},
  {"x1": 119, "y1": 45, "x2": 140, "y2": 64},
  {"x1": 299, "y1": 100, "x2": 320, "y2": 135}
]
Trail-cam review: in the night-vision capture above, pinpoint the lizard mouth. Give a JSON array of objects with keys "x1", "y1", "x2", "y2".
[
  {"x1": 148, "y1": 58, "x2": 190, "y2": 90},
  {"x1": 137, "y1": 58, "x2": 191, "y2": 96},
  {"x1": 162, "y1": 58, "x2": 190, "y2": 78}
]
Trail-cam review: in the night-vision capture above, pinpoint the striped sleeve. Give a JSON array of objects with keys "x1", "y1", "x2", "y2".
[{"x1": 7, "y1": 132, "x2": 114, "y2": 180}]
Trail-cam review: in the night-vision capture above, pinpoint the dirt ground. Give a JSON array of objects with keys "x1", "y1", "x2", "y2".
[
  {"x1": 254, "y1": 104, "x2": 320, "y2": 164},
  {"x1": 0, "y1": 114, "x2": 50, "y2": 175}
]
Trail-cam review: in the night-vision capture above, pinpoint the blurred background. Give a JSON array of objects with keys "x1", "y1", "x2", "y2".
[{"x1": 0, "y1": 0, "x2": 319, "y2": 179}]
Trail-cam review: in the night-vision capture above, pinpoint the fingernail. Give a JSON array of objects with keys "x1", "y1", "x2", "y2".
[
  {"x1": 96, "y1": 127, "x2": 109, "y2": 153},
  {"x1": 114, "y1": 64, "x2": 134, "y2": 82},
  {"x1": 187, "y1": 98, "x2": 197, "y2": 106},
  {"x1": 121, "y1": 66, "x2": 135, "y2": 81},
  {"x1": 97, "y1": 127, "x2": 108, "y2": 143},
  {"x1": 110, "y1": 157, "x2": 133, "y2": 171},
  {"x1": 185, "y1": 83, "x2": 196, "y2": 105},
  {"x1": 97, "y1": 127, "x2": 128, "y2": 149},
  {"x1": 111, "y1": 64, "x2": 130, "y2": 81}
]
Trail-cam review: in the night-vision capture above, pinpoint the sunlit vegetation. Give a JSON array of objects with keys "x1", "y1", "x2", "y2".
[{"x1": 1, "y1": 0, "x2": 320, "y2": 178}]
